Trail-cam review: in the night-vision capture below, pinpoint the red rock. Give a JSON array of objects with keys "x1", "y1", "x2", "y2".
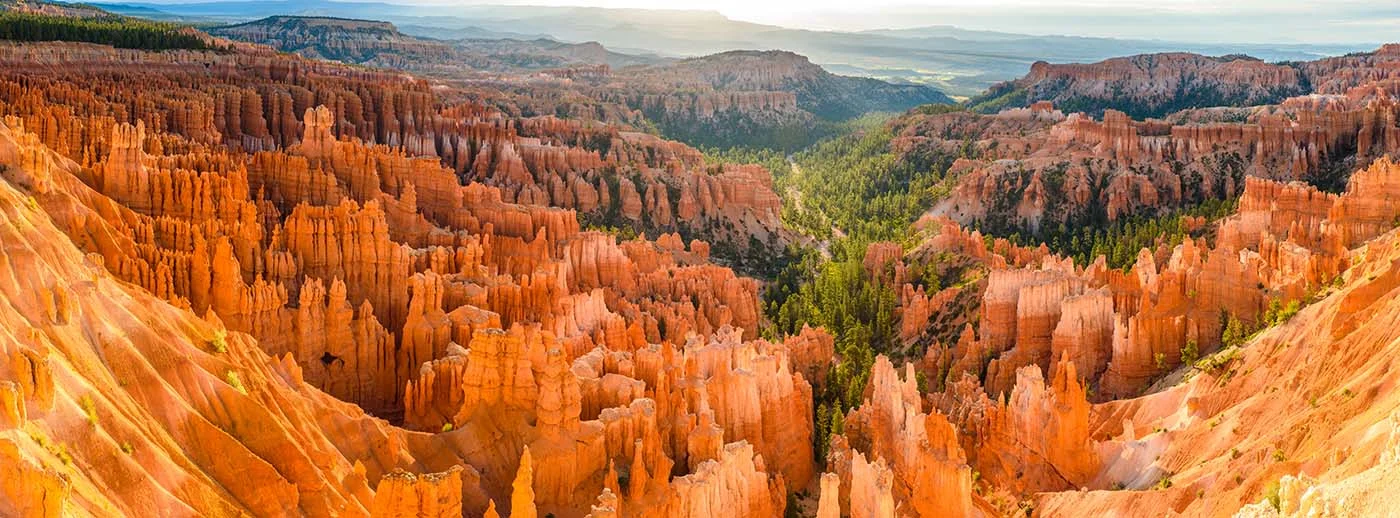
[
  {"x1": 371, "y1": 467, "x2": 464, "y2": 518},
  {"x1": 511, "y1": 448, "x2": 538, "y2": 518},
  {"x1": 815, "y1": 472, "x2": 840, "y2": 518},
  {"x1": 841, "y1": 357, "x2": 975, "y2": 517},
  {"x1": 1018, "y1": 53, "x2": 1305, "y2": 117},
  {"x1": 657, "y1": 442, "x2": 785, "y2": 518}
]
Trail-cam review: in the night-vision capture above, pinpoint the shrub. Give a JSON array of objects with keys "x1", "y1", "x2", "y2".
[
  {"x1": 27, "y1": 426, "x2": 73, "y2": 465},
  {"x1": 441, "y1": 423, "x2": 454, "y2": 433},
  {"x1": 120, "y1": 442, "x2": 134, "y2": 455},
  {"x1": 1264, "y1": 479, "x2": 1282, "y2": 510},
  {"x1": 1261, "y1": 298, "x2": 1302, "y2": 327},
  {"x1": 1155, "y1": 474, "x2": 1173, "y2": 490},
  {"x1": 1196, "y1": 346, "x2": 1239, "y2": 374},
  {"x1": 1182, "y1": 339, "x2": 1199, "y2": 366},
  {"x1": 209, "y1": 330, "x2": 228, "y2": 354},
  {"x1": 80, "y1": 395, "x2": 98, "y2": 425},
  {"x1": 1221, "y1": 313, "x2": 1259, "y2": 348},
  {"x1": 224, "y1": 370, "x2": 246, "y2": 395}
]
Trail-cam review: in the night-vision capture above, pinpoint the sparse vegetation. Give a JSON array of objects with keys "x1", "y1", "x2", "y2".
[
  {"x1": 225, "y1": 370, "x2": 247, "y2": 395},
  {"x1": 441, "y1": 423, "x2": 454, "y2": 433},
  {"x1": 209, "y1": 330, "x2": 228, "y2": 354},
  {"x1": 1016, "y1": 499, "x2": 1036, "y2": 517},
  {"x1": 1182, "y1": 339, "x2": 1199, "y2": 366},
  {"x1": 1196, "y1": 345, "x2": 1240, "y2": 374},
  {"x1": 80, "y1": 394, "x2": 98, "y2": 426},
  {"x1": 26, "y1": 425, "x2": 74, "y2": 466},
  {"x1": 1264, "y1": 479, "x2": 1283, "y2": 510},
  {"x1": 1221, "y1": 313, "x2": 1254, "y2": 348},
  {"x1": 1155, "y1": 473, "x2": 1174, "y2": 490},
  {"x1": 1261, "y1": 298, "x2": 1302, "y2": 327}
]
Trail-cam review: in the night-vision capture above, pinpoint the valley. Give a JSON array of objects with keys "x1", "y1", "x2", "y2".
[{"x1": 0, "y1": 1, "x2": 1398, "y2": 517}]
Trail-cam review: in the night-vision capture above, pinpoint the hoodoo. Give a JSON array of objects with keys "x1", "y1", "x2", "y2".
[{"x1": 2, "y1": 3, "x2": 1400, "y2": 517}]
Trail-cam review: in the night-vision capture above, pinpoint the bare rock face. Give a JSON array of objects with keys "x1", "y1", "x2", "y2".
[
  {"x1": 657, "y1": 326, "x2": 817, "y2": 489},
  {"x1": 937, "y1": 355, "x2": 1099, "y2": 494},
  {"x1": 1037, "y1": 215, "x2": 1400, "y2": 516},
  {"x1": 1016, "y1": 53, "x2": 1306, "y2": 118},
  {"x1": 912, "y1": 80, "x2": 1400, "y2": 234},
  {"x1": 511, "y1": 448, "x2": 538, "y2": 518},
  {"x1": 1049, "y1": 288, "x2": 1115, "y2": 383},
  {"x1": 844, "y1": 445, "x2": 897, "y2": 518},
  {"x1": 659, "y1": 442, "x2": 785, "y2": 518},
  {"x1": 371, "y1": 467, "x2": 464, "y2": 517},
  {"x1": 1299, "y1": 44, "x2": 1400, "y2": 94},
  {"x1": 916, "y1": 153, "x2": 1400, "y2": 403},
  {"x1": 815, "y1": 472, "x2": 841, "y2": 518},
  {"x1": 837, "y1": 357, "x2": 975, "y2": 518},
  {"x1": 0, "y1": 41, "x2": 810, "y2": 518}
]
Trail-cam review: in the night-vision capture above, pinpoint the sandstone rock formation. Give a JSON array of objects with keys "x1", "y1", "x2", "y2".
[
  {"x1": 10, "y1": 14, "x2": 1400, "y2": 518},
  {"x1": 832, "y1": 357, "x2": 975, "y2": 517},
  {"x1": 903, "y1": 59, "x2": 1400, "y2": 233},
  {"x1": 1013, "y1": 53, "x2": 1306, "y2": 118},
  {"x1": 0, "y1": 39, "x2": 809, "y2": 518}
]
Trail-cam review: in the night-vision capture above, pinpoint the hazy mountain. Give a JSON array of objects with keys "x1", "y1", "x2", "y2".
[
  {"x1": 209, "y1": 15, "x2": 664, "y2": 71},
  {"x1": 93, "y1": 1, "x2": 1375, "y2": 96}
]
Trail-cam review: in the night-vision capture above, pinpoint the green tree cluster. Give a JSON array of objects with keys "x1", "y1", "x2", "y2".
[
  {"x1": 994, "y1": 197, "x2": 1237, "y2": 270},
  {"x1": 788, "y1": 114, "x2": 960, "y2": 242},
  {"x1": 763, "y1": 239, "x2": 900, "y2": 458},
  {"x1": 0, "y1": 12, "x2": 213, "y2": 51}
]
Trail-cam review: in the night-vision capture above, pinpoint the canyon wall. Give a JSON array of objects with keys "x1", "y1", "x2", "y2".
[{"x1": 0, "y1": 40, "x2": 831, "y2": 517}]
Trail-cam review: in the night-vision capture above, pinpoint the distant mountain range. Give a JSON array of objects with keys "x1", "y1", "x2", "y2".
[
  {"x1": 91, "y1": 0, "x2": 1376, "y2": 97},
  {"x1": 209, "y1": 15, "x2": 665, "y2": 72},
  {"x1": 969, "y1": 44, "x2": 1400, "y2": 119},
  {"x1": 207, "y1": 15, "x2": 950, "y2": 150}
]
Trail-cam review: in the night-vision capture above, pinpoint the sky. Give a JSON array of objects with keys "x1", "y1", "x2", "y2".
[
  {"x1": 439, "y1": 0, "x2": 1400, "y2": 43},
  {"x1": 138, "y1": 0, "x2": 1400, "y2": 44}
]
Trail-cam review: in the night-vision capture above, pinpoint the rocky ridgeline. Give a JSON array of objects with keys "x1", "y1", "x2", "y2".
[
  {"x1": 984, "y1": 44, "x2": 1400, "y2": 119},
  {"x1": 209, "y1": 18, "x2": 951, "y2": 148},
  {"x1": 1016, "y1": 53, "x2": 1307, "y2": 118},
  {"x1": 902, "y1": 82, "x2": 1400, "y2": 233},
  {"x1": 0, "y1": 41, "x2": 789, "y2": 256}
]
